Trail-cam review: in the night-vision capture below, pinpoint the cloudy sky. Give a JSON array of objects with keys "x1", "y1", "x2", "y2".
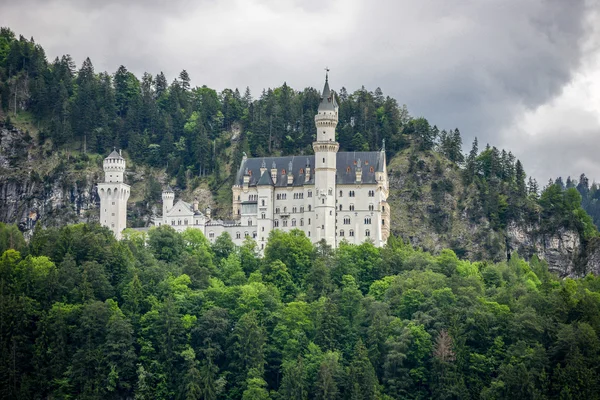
[{"x1": 1, "y1": 0, "x2": 599, "y2": 183}]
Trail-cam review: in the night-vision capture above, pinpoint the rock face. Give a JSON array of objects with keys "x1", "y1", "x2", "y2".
[
  {"x1": 506, "y1": 223, "x2": 582, "y2": 277},
  {"x1": 0, "y1": 127, "x2": 101, "y2": 237}
]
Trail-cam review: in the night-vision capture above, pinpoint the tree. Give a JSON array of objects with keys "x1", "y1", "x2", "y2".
[{"x1": 348, "y1": 340, "x2": 379, "y2": 400}]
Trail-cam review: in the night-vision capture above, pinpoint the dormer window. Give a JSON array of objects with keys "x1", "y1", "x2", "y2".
[{"x1": 282, "y1": 169, "x2": 286, "y2": 175}]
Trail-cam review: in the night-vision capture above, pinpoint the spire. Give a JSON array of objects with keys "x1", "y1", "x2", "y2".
[
  {"x1": 318, "y1": 69, "x2": 336, "y2": 112},
  {"x1": 261, "y1": 158, "x2": 266, "y2": 169},
  {"x1": 382, "y1": 138, "x2": 386, "y2": 152},
  {"x1": 288, "y1": 160, "x2": 293, "y2": 173}
]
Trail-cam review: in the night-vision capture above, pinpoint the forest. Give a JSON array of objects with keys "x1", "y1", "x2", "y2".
[{"x1": 1, "y1": 222, "x2": 600, "y2": 399}]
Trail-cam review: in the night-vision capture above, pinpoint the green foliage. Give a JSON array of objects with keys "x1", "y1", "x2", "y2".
[{"x1": 1, "y1": 223, "x2": 600, "y2": 398}]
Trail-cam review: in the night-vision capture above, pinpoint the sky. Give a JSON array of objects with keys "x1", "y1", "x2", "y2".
[{"x1": 1, "y1": 0, "x2": 600, "y2": 184}]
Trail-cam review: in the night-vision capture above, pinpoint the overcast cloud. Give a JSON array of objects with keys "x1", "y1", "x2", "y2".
[{"x1": 1, "y1": 0, "x2": 599, "y2": 183}]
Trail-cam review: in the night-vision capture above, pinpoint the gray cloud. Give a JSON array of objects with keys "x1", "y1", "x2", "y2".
[{"x1": 1, "y1": 0, "x2": 599, "y2": 182}]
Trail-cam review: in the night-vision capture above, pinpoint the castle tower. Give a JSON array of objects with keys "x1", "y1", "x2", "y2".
[
  {"x1": 162, "y1": 186, "x2": 174, "y2": 218},
  {"x1": 313, "y1": 71, "x2": 339, "y2": 247},
  {"x1": 98, "y1": 149, "x2": 130, "y2": 239}
]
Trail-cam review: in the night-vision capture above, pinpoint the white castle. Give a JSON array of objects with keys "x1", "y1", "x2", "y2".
[{"x1": 100, "y1": 74, "x2": 390, "y2": 249}]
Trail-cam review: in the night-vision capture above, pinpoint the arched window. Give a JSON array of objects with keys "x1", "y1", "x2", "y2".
[
  {"x1": 322, "y1": 199, "x2": 325, "y2": 204},
  {"x1": 350, "y1": 204, "x2": 355, "y2": 211},
  {"x1": 349, "y1": 230, "x2": 354, "y2": 237},
  {"x1": 339, "y1": 190, "x2": 343, "y2": 197},
  {"x1": 236, "y1": 232, "x2": 241, "y2": 239},
  {"x1": 300, "y1": 218, "x2": 304, "y2": 226},
  {"x1": 343, "y1": 217, "x2": 350, "y2": 225},
  {"x1": 308, "y1": 205, "x2": 312, "y2": 211},
  {"x1": 369, "y1": 204, "x2": 374, "y2": 211},
  {"x1": 365, "y1": 229, "x2": 371, "y2": 237},
  {"x1": 340, "y1": 230, "x2": 345, "y2": 237},
  {"x1": 248, "y1": 220, "x2": 252, "y2": 226},
  {"x1": 339, "y1": 204, "x2": 342, "y2": 211},
  {"x1": 274, "y1": 220, "x2": 279, "y2": 227},
  {"x1": 308, "y1": 190, "x2": 312, "y2": 197},
  {"x1": 262, "y1": 199, "x2": 265, "y2": 206},
  {"x1": 292, "y1": 219, "x2": 296, "y2": 226},
  {"x1": 364, "y1": 217, "x2": 371, "y2": 224}
]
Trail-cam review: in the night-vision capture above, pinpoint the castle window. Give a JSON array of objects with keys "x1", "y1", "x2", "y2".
[
  {"x1": 283, "y1": 220, "x2": 288, "y2": 227},
  {"x1": 330, "y1": 211, "x2": 332, "y2": 216},
  {"x1": 340, "y1": 230, "x2": 345, "y2": 237},
  {"x1": 209, "y1": 232, "x2": 215, "y2": 238},
  {"x1": 382, "y1": 206, "x2": 385, "y2": 212},
  {"x1": 178, "y1": 220, "x2": 182, "y2": 225},
  {"x1": 364, "y1": 217, "x2": 371, "y2": 224},
  {"x1": 276, "y1": 207, "x2": 280, "y2": 213},
  {"x1": 292, "y1": 207, "x2": 297, "y2": 213},
  {"x1": 339, "y1": 190, "x2": 343, "y2": 197},
  {"x1": 368, "y1": 190, "x2": 375, "y2": 197},
  {"x1": 349, "y1": 230, "x2": 355, "y2": 237},
  {"x1": 308, "y1": 205, "x2": 312, "y2": 211},
  {"x1": 308, "y1": 218, "x2": 311, "y2": 225},
  {"x1": 245, "y1": 231, "x2": 249, "y2": 237},
  {"x1": 111, "y1": 213, "x2": 115, "y2": 216},
  {"x1": 238, "y1": 195, "x2": 240, "y2": 201},
  {"x1": 184, "y1": 219, "x2": 188, "y2": 225},
  {"x1": 300, "y1": 206, "x2": 304, "y2": 212},
  {"x1": 350, "y1": 204, "x2": 355, "y2": 211},
  {"x1": 237, "y1": 209, "x2": 240, "y2": 215},
  {"x1": 274, "y1": 220, "x2": 279, "y2": 227},
  {"x1": 112, "y1": 202, "x2": 115, "y2": 205},
  {"x1": 322, "y1": 225, "x2": 325, "y2": 229},
  {"x1": 253, "y1": 232, "x2": 257, "y2": 238},
  {"x1": 236, "y1": 232, "x2": 241, "y2": 239},
  {"x1": 328, "y1": 188, "x2": 333, "y2": 195},
  {"x1": 322, "y1": 199, "x2": 325, "y2": 204},
  {"x1": 308, "y1": 231, "x2": 311, "y2": 237},
  {"x1": 323, "y1": 158, "x2": 325, "y2": 163},
  {"x1": 248, "y1": 220, "x2": 252, "y2": 226},
  {"x1": 261, "y1": 213, "x2": 266, "y2": 219},
  {"x1": 339, "y1": 205, "x2": 342, "y2": 211},
  {"x1": 343, "y1": 217, "x2": 350, "y2": 225},
  {"x1": 308, "y1": 190, "x2": 312, "y2": 198},
  {"x1": 369, "y1": 204, "x2": 374, "y2": 211},
  {"x1": 300, "y1": 218, "x2": 304, "y2": 226},
  {"x1": 171, "y1": 220, "x2": 175, "y2": 225},
  {"x1": 262, "y1": 199, "x2": 265, "y2": 206},
  {"x1": 284, "y1": 207, "x2": 287, "y2": 213},
  {"x1": 382, "y1": 219, "x2": 385, "y2": 226},
  {"x1": 292, "y1": 219, "x2": 296, "y2": 227},
  {"x1": 365, "y1": 229, "x2": 370, "y2": 237}
]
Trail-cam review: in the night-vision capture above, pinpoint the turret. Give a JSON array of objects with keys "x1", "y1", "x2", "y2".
[
  {"x1": 162, "y1": 186, "x2": 174, "y2": 217},
  {"x1": 103, "y1": 149, "x2": 126, "y2": 183}
]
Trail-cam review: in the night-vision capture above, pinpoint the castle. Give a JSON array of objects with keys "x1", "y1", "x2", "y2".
[{"x1": 99, "y1": 74, "x2": 390, "y2": 249}]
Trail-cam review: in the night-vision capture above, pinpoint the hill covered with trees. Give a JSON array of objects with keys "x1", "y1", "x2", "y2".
[
  {"x1": 1, "y1": 26, "x2": 600, "y2": 274},
  {"x1": 1, "y1": 223, "x2": 600, "y2": 399}
]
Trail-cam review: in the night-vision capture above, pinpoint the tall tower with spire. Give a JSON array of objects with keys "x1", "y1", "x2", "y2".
[
  {"x1": 313, "y1": 71, "x2": 339, "y2": 247},
  {"x1": 98, "y1": 150, "x2": 130, "y2": 239}
]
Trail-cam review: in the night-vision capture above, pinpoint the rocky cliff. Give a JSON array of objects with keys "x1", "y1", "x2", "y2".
[{"x1": 387, "y1": 148, "x2": 600, "y2": 278}]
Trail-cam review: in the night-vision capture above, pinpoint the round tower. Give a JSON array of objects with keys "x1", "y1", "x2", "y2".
[
  {"x1": 162, "y1": 186, "x2": 174, "y2": 218},
  {"x1": 103, "y1": 149, "x2": 126, "y2": 183},
  {"x1": 98, "y1": 149, "x2": 130, "y2": 239},
  {"x1": 313, "y1": 71, "x2": 339, "y2": 248}
]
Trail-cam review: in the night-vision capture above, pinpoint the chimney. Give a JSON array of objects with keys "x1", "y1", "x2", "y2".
[
  {"x1": 260, "y1": 158, "x2": 267, "y2": 175},
  {"x1": 355, "y1": 158, "x2": 362, "y2": 183},
  {"x1": 287, "y1": 160, "x2": 294, "y2": 185},
  {"x1": 243, "y1": 168, "x2": 250, "y2": 189},
  {"x1": 304, "y1": 159, "x2": 311, "y2": 183},
  {"x1": 271, "y1": 161, "x2": 277, "y2": 183}
]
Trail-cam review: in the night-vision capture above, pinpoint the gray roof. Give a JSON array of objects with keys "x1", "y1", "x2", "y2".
[
  {"x1": 318, "y1": 76, "x2": 338, "y2": 112},
  {"x1": 235, "y1": 151, "x2": 385, "y2": 187},
  {"x1": 257, "y1": 170, "x2": 274, "y2": 186},
  {"x1": 106, "y1": 149, "x2": 124, "y2": 160}
]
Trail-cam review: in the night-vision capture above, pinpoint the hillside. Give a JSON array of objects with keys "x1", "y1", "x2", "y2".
[{"x1": 1, "y1": 27, "x2": 600, "y2": 278}]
